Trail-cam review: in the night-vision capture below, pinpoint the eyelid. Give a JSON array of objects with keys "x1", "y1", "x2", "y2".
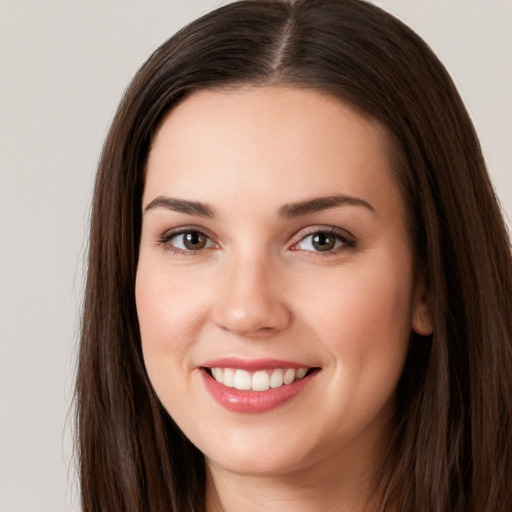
[
  {"x1": 157, "y1": 225, "x2": 220, "y2": 254},
  {"x1": 291, "y1": 225, "x2": 356, "y2": 243},
  {"x1": 289, "y1": 225, "x2": 357, "y2": 253},
  {"x1": 156, "y1": 224, "x2": 356, "y2": 255}
]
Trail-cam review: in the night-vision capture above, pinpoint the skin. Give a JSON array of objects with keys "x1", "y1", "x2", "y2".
[{"x1": 136, "y1": 87, "x2": 433, "y2": 512}]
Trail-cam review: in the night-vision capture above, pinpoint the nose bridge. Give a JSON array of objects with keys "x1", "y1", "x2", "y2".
[{"x1": 212, "y1": 246, "x2": 290, "y2": 337}]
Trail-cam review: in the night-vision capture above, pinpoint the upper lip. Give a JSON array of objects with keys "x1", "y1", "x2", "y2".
[{"x1": 199, "y1": 357, "x2": 315, "y2": 371}]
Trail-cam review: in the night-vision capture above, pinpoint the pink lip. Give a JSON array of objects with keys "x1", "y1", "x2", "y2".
[
  {"x1": 199, "y1": 359, "x2": 318, "y2": 413},
  {"x1": 199, "y1": 357, "x2": 308, "y2": 371}
]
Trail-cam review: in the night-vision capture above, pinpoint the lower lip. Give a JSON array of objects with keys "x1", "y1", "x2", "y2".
[{"x1": 200, "y1": 370, "x2": 315, "y2": 413}]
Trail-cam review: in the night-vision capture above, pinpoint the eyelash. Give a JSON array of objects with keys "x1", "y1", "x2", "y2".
[
  {"x1": 290, "y1": 227, "x2": 356, "y2": 256},
  {"x1": 157, "y1": 226, "x2": 356, "y2": 257},
  {"x1": 157, "y1": 227, "x2": 218, "y2": 257}
]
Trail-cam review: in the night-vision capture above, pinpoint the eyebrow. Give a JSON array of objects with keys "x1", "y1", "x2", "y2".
[
  {"x1": 144, "y1": 196, "x2": 216, "y2": 217},
  {"x1": 278, "y1": 194, "x2": 375, "y2": 218},
  {"x1": 143, "y1": 193, "x2": 375, "y2": 219}
]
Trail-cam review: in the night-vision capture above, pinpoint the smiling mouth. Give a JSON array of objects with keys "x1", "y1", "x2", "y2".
[{"x1": 203, "y1": 367, "x2": 318, "y2": 392}]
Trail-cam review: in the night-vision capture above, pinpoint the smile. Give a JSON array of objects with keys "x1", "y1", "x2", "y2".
[
  {"x1": 207, "y1": 367, "x2": 309, "y2": 391},
  {"x1": 199, "y1": 359, "x2": 319, "y2": 413}
]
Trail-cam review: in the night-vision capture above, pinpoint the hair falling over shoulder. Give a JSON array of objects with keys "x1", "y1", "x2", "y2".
[{"x1": 76, "y1": 1, "x2": 512, "y2": 510}]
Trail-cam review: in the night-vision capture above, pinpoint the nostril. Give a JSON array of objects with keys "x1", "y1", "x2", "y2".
[{"x1": 211, "y1": 282, "x2": 292, "y2": 337}]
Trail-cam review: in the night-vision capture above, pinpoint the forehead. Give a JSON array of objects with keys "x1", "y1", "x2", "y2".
[{"x1": 144, "y1": 86, "x2": 402, "y2": 219}]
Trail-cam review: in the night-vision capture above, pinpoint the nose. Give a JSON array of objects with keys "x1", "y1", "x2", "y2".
[{"x1": 211, "y1": 253, "x2": 291, "y2": 338}]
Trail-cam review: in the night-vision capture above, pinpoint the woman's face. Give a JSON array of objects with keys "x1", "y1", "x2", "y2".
[{"x1": 136, "y1": 87, "x2": 431, "y2": 478}]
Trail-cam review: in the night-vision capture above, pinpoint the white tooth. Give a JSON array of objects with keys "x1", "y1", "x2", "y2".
[
  {"x1": 296, "y1": 368, "x2": 308, "y2": 380},
  {"x1": 283, "y1": 368, "x2": 296, "y2": 385},
  {"x1": 270, "y1": 369, "x2": 284, "y2": 388},
  {"x1": 252, "y1": 370, "x2": 270, "y2": 391},
  {"x1": 234, "y1": 369, "x2": 252, "y2": 390},
  {"x1": 211, "y1": 367, "x2": 223, "y2": 383},
  {"x1": 223, "y1": 368, "x2": 235, "y2": 387}
]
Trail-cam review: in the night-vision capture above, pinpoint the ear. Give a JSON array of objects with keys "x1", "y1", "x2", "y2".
[{"x1": 411, "y1": 277, "x2": 434, "y2": 335}]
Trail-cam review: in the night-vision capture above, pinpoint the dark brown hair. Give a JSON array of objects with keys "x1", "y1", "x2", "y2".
[{"x1": 76, "y1": 1, "x2": 512, "y2": 510}]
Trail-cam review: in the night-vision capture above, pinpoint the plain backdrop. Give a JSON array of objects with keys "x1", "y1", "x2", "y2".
[{"x1": 0, "y1": 1, "x2": 510, "y2": 511}]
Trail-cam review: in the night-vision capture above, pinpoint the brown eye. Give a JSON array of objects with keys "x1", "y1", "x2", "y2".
[
  {"x1": 183, "y1": 231, "x2": 207, "y2": 250},
  {"x1": 293, "y1": 229, "x2": 352, "y2": 253},
  {"x1": 312, "y1": 233, "x2": 336, "y2": 251},
  {"x1": 165, "y1": 230, "x2": 215, "y2": 252}
]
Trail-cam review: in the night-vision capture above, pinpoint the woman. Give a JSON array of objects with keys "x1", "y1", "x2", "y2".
[{"x1": 76, "y1": 1, "x2": 512, "y2": 511}]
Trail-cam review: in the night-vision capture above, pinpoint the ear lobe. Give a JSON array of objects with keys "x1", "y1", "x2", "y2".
[{"x1": 412, "y1": 279, "x2": 434, "y2": 336}]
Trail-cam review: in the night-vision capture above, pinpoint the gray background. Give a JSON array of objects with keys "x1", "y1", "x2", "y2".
[{"x1": 1, "y1": 1, "x2": 510, "y2": 511}]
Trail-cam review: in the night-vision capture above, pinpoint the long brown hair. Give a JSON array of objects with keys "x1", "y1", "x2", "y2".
[{"x1": 76, "y1": 1, "x2": 512, "y2": 510}]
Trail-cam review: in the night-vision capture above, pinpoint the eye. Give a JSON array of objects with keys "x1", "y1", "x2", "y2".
[
  {"x1": 292, "y1": 229, "x2": 354, "y2": 253},
  {"x1": 160, "y1": 229, "x2": 216, "y2": 253}
]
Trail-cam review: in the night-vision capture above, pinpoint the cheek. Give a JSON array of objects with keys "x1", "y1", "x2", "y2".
[
  {"x1": 296, "y1": 255, "x2": 414, "y2": 373},
  {"x1": 293, "y1": 259, "x2": 414, "y2": 444},
  {"x1": 136, "y1": 256, "x2": 211, "y2": 338},
  {"x1": 135, "y1": 262, "x2": 211, "y2": 397}
]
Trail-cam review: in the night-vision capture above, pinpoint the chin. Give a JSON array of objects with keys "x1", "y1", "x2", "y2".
[
  {"x1": 207, "y1": 450, "x2": 308, "y2": 478},
  {"x1": 198, "y1": 426, "x2": 318, "y2": 477}
]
